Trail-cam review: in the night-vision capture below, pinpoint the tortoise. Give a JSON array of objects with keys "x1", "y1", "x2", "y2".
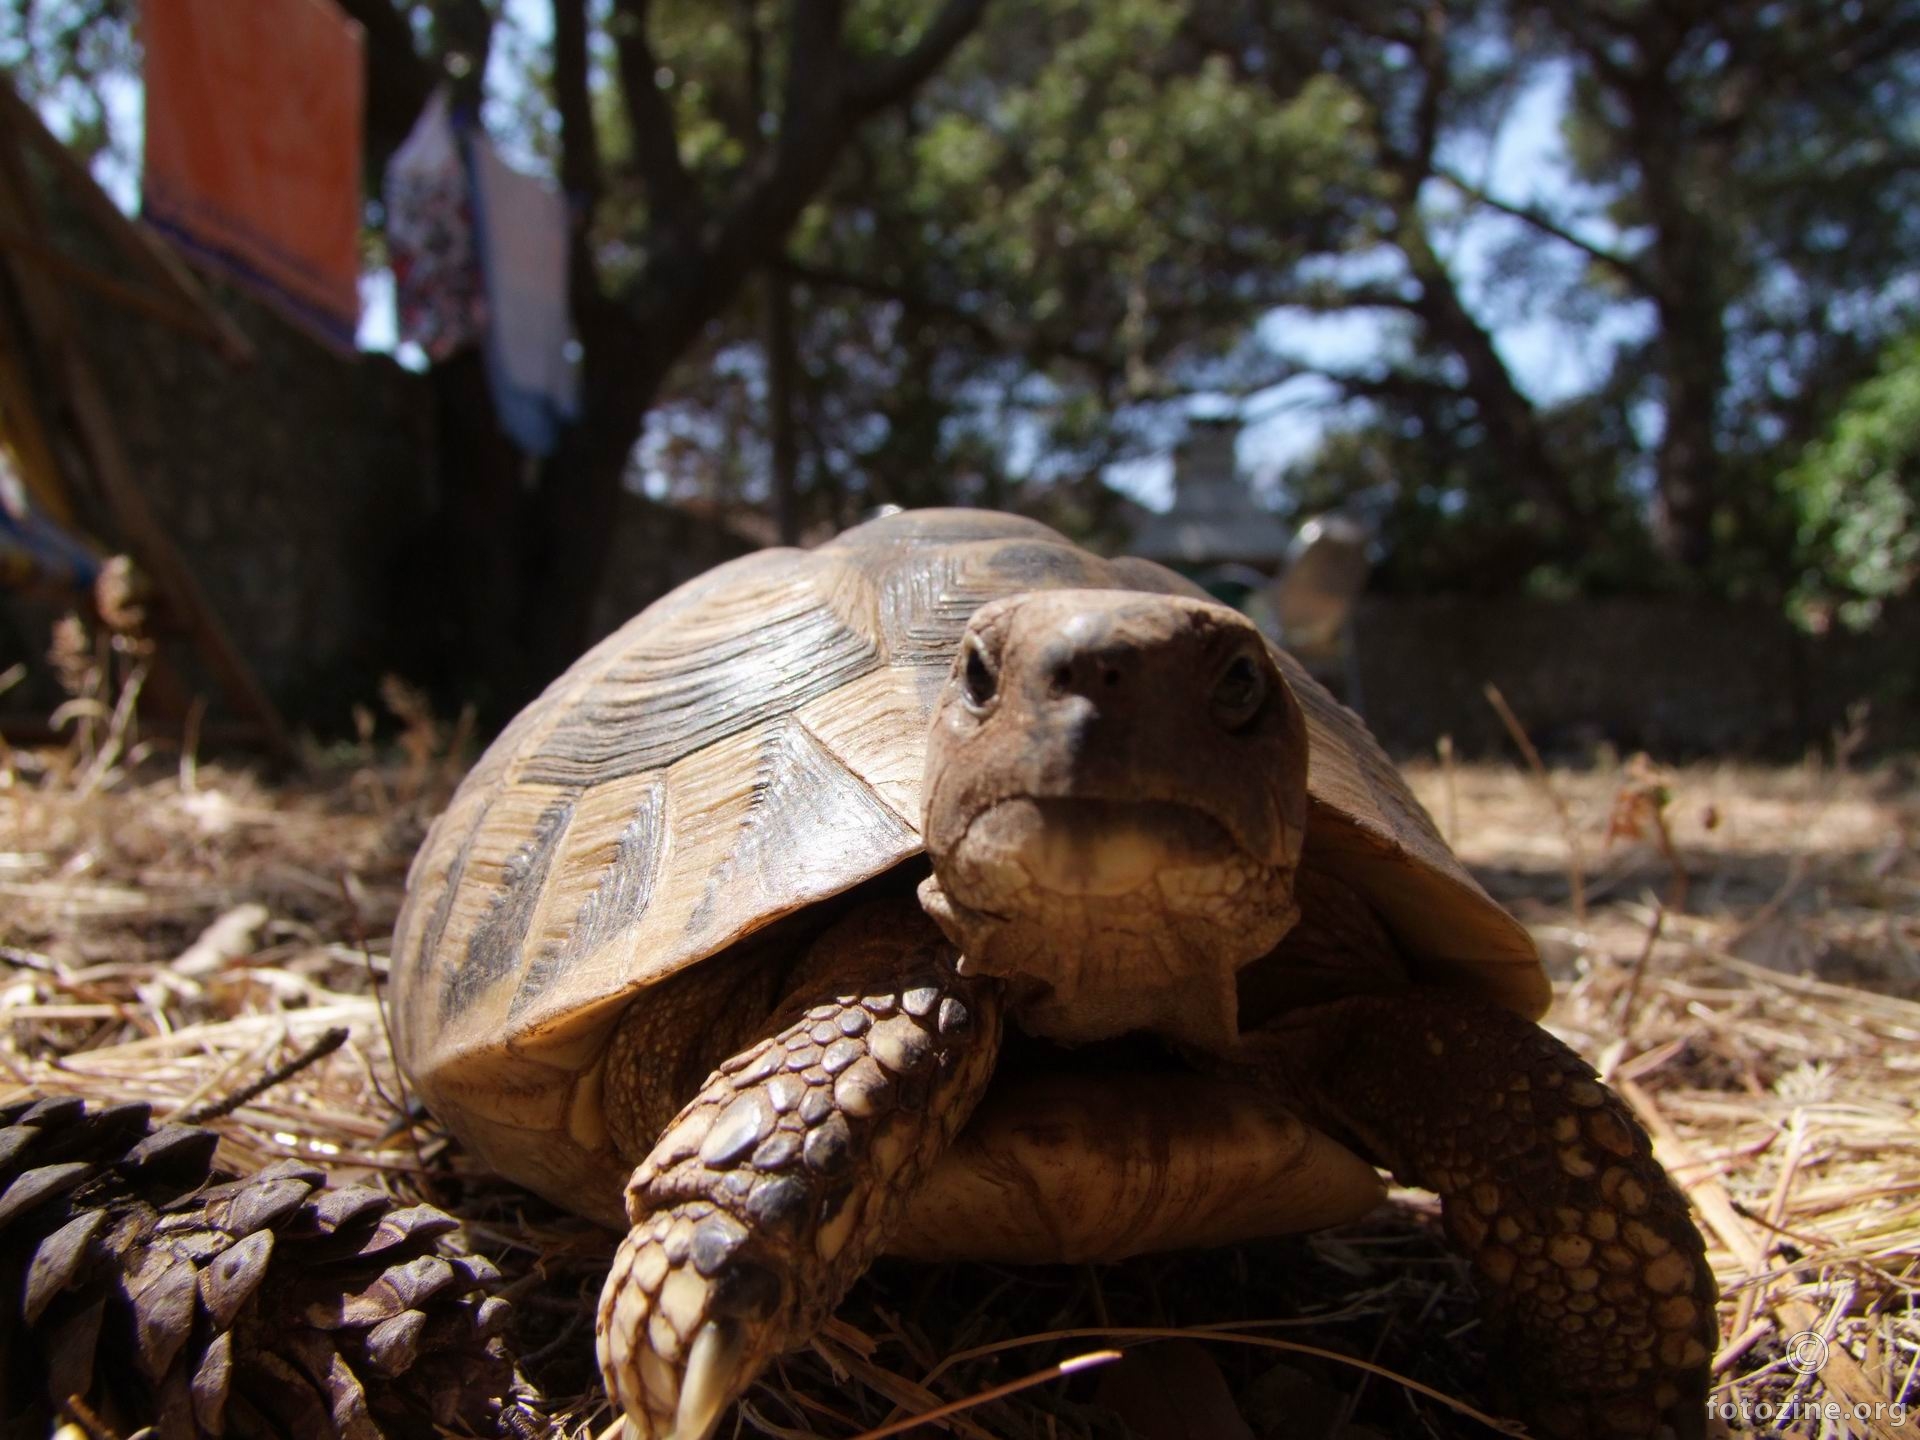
[{"x1": 390, "y1": 508, "x2": 1714, "y2": 1440}]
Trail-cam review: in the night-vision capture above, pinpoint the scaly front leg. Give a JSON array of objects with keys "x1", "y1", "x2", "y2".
[
  {"x1": 597, "y1": 901, "x2": 1003, "y2": 1440},
  {"x1": 1247, "y1": 994, "x2": 1716, "y2": 1440}
]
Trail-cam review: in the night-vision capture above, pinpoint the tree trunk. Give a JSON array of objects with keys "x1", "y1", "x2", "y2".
[
  {"x1": 1399, "y1": 217, "x2": 1580, "y2": 534},
  {"x1": 1644, "y1": 162, "x2": 1727, "y2": 571},
  {"x1": 424, "y1": 349, "x2": 530, "y2": 715},
  {"x1": 1651, "y1": 303, "x2": 1724, "y2": 570},
  {"x1": 1615, "y1": 30, "x2": 1728, "y2": 572},
  {"x1": 339, "y1": 0, "x2": 992, "y2": 716},
  {"x1": 514, "y1": 349, "x2": 665, "y2": 705}
]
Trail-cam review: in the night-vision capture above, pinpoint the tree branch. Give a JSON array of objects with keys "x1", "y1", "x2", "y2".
[
  {"x1": 551, "y1": 0, "x2": 601, "y2": 213},
  {"x1": 1327, "y1": 367, "x2": 1471, "y2": 407},
  {"x1": 843, "y1": 0, "x2": 990, "y2": 118},
  {"x1": 778, "y1": 257, "x2": 1114, "y2": 376},
  {"x1": 738, "y1": 0, "x2": 770, "y2": 154},
  {"x1": 1525, "y1": 1, "x2": 1644, "y2": 95},
  {"x1": 781, "y1": 0, "x2": 849, "y2": 137},
  {"x1": 1436, "y1": 165, "x2": 1653, "y2": 292},
  {"x1": 1405, "y1": 5, "x2": 1448, "y2": 185},
  {"x1": 609, "y1": 0, "x2": 700, "y2": 225},
  {"x1": 1271, "y1": 280, "x2": 1421, "y2": 315},
  {"x1": 332, "y1": 0, "x2": 434, "y2": 183}
]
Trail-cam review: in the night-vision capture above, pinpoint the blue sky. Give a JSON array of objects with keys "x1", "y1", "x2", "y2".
[{"x1": 41, "y1": 7, "x2": 1645, "y2": 515}]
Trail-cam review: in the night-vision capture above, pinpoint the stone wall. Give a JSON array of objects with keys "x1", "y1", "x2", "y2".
[
  {"x1": 80, "y1": 292, "x2": 436, "y2": 723},
  {"x1": 4, "y1": 145, "x2": 438, "y2": 729},
  {"x1": 1346, "y1": 595, "x2": 1920, "y2": 758}
]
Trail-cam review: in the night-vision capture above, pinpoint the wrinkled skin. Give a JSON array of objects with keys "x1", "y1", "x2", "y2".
[{"x1": 597, "y1": 590, "x2": 1714, "y2": 1440}]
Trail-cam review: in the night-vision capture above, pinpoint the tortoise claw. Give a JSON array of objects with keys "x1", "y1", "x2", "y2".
[
  {"x1": 596, "y1": 1208, "x2": 782, "y2": 1439},
  {"x1": 678, "y1": 1322, "x2": 745, "y2": 1440}
]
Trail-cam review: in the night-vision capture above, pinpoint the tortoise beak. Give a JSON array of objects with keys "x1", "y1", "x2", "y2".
[{"x1": 953, "y1": 796, "x2": 1243, "y2": 898}]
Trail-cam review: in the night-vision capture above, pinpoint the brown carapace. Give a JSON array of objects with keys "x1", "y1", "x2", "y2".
[{"x1": 392, "y1": 509, "x2": 1714, "y2": 1440}]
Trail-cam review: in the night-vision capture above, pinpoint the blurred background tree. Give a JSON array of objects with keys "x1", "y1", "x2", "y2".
[
  {"x1": 5, "y1": 0, "x2": 1917, "y2": 710},
  {"x1": 1785, "y1": 326, "x2": 1920, "y2": 631}
]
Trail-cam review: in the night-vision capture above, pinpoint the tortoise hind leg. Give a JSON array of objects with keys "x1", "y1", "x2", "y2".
[
  {"x1": 598, "y1": 900, "x2": 1003, "y2": 1440},
  {"x1": 1247, "y1": 993, "x2": 1715, "y2": 1440}
]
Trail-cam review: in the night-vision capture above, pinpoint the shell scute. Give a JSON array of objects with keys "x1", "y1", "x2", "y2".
[
  {"x1": 876, "y1": 537, "x2": 1105, "y2": 666},
  {"x1": 795, "y1": 666, "x2": 937, "y2": 824},
  {"x1": 440, "y1": 791, "x2": 576, "y2": 1025},
  {"x1": 680, "y1": 718, "x2": 919, "y2": 955},
  {"x1": 512, "y1": 561, "x2": 880, "y2": 789},
  {"x1": 1276, "y1": 646, "x2": 1547, "y2": 1017},
  {"x1": 507, "y1": 775, "x2": 668, "y2": 1024}
]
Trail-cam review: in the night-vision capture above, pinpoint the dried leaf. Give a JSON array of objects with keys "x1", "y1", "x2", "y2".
[{"x1": 172, "y1": 902, "x2": 271, "y2": 978}]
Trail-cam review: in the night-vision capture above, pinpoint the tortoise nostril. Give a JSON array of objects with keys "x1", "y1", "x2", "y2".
[{"x1": 1038, "y1": 639, "x2": 1129, "y2": 701}]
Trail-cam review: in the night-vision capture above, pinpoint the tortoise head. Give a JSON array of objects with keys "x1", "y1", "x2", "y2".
[{"x1": 918, "y1": 588, "x2": 1309, "y2": 1052}]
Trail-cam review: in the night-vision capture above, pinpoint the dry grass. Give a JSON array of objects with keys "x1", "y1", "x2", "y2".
[{"x1": 2, "y1": 678, "x2": 1915, "y2": 1439}]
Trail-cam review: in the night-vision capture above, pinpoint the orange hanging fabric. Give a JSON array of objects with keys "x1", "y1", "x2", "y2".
[{"x1": 139, "y1": 0, "x2": 365, "y2": 351}]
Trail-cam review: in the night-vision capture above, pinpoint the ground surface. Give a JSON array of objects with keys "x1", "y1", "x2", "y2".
[{"x1": 2, "y1": 700, "x2": 1915, "y2": 1439}]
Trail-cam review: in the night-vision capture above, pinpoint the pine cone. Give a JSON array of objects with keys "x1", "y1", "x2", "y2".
[{"x1": 1, "y1": 1095, "x2": 529, "y2": 1439}]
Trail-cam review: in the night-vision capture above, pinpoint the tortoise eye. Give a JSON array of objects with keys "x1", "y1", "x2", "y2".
[
  {"x1": 1211, "y1": 649, "x2": 1267, "y2": 730},
  {"x1": 959, "y1": 634, "x2": 999, "y2": 713}
]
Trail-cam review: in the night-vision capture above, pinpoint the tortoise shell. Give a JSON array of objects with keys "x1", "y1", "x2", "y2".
[{"x1": 391, "y1": 510, "x2": 1543, "y2": 1209}]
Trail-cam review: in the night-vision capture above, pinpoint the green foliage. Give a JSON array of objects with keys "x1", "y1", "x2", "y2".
[
  {"x1": 1785, "y1": 329, "x2": 1920, "y2": 628},
  {"x1": 1516, "y1": 0, "x2": 1920, "y2": 570},
  {"x1": 751, "y1": 0, "x2": 1391, "y2": 534},
  {"x1": 1, "y1": 0, "x2": 138, "y2": 171}
]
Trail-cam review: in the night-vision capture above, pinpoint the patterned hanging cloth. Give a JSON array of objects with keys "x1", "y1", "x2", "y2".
[{"x1": 383, "y1": 87, "x2": 488, "y2": 362}]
